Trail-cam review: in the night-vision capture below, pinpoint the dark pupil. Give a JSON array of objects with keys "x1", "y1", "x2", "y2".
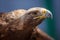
[
  {"x1": 28, "y1": 11, "x2": 37, "y2": 15},
  {"x1": 33, "y1": 12, "x2": 37, "y2": 15}
]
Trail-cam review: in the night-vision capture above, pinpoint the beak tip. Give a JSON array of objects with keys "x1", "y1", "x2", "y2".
[{"x1": 46, "y1": 10, "x2": 53, "y2": 19}]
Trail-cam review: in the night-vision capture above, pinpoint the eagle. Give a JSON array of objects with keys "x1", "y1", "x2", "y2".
[{"x1": 0, "y1": 7, "x2": 53, "y2": 40}]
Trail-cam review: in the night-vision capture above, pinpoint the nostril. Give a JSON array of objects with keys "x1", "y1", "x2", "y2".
[{"x1": 45, "y1": 13, "x2": 51, "y2": 18}]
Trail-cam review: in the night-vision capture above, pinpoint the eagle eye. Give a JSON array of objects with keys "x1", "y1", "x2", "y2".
[
  {"x1": 33, "y1": 12, "x2": 37, "y2": 15},
  {"x1": 28, "y1": 11, "x2": 37, "y2": 15}
]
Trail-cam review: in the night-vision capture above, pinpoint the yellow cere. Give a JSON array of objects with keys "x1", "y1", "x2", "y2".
[
  {"x1": 34, "y1": 9, "x2": 47, "y2": 19},
  {"x1": 34, "y1": 16, "x2": 46, "y2": 19},
  {"x1": 39, "y1": 16, "x2": 46, "y2": 19},
  {"x1": 33, "y1": 9, "x2": 47, "y2": 19},
  {"x1": 42, "y1": 9, "x2": 46, "y2": 14}
]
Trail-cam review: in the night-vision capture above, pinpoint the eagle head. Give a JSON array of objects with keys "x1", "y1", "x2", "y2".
[
  {"x1": 24, "y1": 7, "x2": 53, "y2": 27},
  {"x1": 0, "y1": 7, "x2": 52, "y2": 30}
]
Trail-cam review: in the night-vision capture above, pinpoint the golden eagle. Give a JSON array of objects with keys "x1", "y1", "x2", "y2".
[{"x1": 0, "y1": 7, "x2": 53, "y2": 40}]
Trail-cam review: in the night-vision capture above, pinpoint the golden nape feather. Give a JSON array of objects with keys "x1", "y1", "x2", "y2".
[
  {"x1": 7, "y1": 9, "x2": 27, "y2": 19},
  {"x1": 0, "y1": 7, "x2": 53, "y2": 40}
]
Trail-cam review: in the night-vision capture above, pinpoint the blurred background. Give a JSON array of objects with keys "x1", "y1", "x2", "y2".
[{"x1": 0, "y1": 0, "x2": 60, "y2": 40}]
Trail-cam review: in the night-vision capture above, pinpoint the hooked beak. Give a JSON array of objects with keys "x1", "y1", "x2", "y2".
[
  {"x1": 33, "y1": 10, "x2": 53, "y2": 19},
  {"x1": 45, "y1": 10, "x2": 53, "y2": 19}
]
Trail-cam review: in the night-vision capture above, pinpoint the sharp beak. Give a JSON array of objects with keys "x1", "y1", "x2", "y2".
[
  {"x1": 33, "y1": 10, "x2": 53, "y2": 19},
  {"x1": 45, "y1": 10, "x2": 53, "y2": 19}
]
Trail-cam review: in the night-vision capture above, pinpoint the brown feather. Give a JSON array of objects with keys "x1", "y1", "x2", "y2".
[{"x1": 0, "y1": 9, "x2": 53, "y2": 40}]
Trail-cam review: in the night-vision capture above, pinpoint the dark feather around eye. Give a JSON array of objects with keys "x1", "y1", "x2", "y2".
[
  {"x1": 31, "y1": 12, "x2": 37, "y2": 15},
  {"x1": 33, "y1": 12, "x2": 37, "y2": 15},
  {"x1": 28, "y1": 12, "x2": 37, "y2": 15}
]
